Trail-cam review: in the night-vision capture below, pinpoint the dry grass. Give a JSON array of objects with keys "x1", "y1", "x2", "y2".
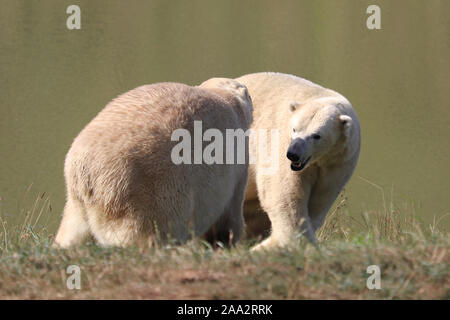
[{"x1": 0, "y1": 192, "x2": 448, "y2": 300}]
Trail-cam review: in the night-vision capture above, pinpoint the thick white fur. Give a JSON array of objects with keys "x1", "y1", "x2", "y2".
[
  {"x1": 236, "y1": 72, "x2": 360, "y2": 250},
  {"x1": 54, "y1": 79, "x2": 252, "y2": 248}
]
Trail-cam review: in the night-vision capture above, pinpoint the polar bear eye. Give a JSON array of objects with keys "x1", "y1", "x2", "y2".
[
  {"x1": 312, "y1": 134, "x2": 321, "y2": 140},
  {"x1": 293, "y1": 128, "x2": 296, "y2": 133}
]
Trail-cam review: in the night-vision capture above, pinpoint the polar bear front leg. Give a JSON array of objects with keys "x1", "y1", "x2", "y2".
[{"x1": 251, "y1": 199, "x2": 316, "y2": 251}]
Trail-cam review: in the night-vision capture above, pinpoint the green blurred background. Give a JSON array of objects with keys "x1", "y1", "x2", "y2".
[{"x1": 0, "y1": 0, "x2": 449, "y2": 232}]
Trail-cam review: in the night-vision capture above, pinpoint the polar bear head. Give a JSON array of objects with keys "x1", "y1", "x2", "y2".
[
  {"x1": 286, "y1": 97, "x2": 358, "y2": 171},
  {"x1": 199, "y1": 78, "x2": 253, "y2": 126}
]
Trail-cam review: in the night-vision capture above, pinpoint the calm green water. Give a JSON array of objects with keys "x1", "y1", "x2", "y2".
[{"x1": 1, "y1": 0, "x2": 449, "y2": 232}]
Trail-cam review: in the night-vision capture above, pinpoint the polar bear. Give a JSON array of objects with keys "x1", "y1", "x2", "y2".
[
  {"x1": 54, "y1": 78, "x2": 252, "y2": 248},
  {"x1": 236, "y1": 72, "x2": 360, "y2": 250}
]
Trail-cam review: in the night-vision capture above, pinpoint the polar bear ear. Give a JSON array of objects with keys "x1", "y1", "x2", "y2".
[
  {"x1": 289, "y1": 101, "x2": 300, "y2": 113},
  {"x1": 339, "y1": 115, "x2": 353, "y2": 137},
  {"x1": 238, "y1": 85, "x2": 251, "y2": 101}
]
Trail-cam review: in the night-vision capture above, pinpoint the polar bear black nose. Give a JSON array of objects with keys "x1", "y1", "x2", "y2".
[
  {"x1": 287, "y1": 138, "x2": 306, "y2": 162},
  {"x1": 287, "y1": 151, "x2": 299, "y2": 162}
]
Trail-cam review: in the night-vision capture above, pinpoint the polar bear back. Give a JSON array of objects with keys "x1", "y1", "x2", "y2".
[{"x1": 65, "y1": 82, "x2": 248, "y2": 221}]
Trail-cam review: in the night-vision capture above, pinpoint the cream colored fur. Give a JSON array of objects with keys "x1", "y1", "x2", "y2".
[
  {"x1": 236, "y1": 72, "x2": 360, "y2": 250},
  {"x1": 54, "y1": 79, "x2": 252, "y2": 248}
]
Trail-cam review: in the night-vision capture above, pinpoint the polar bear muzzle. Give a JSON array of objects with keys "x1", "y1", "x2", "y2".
[{"x1": 287, "y1": 138, "x2": 311, "y2": 171}]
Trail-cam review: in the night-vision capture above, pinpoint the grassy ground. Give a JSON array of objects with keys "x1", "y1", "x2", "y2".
[{"x1": 0, "y1": 194, "x2": 448, "y2": 299}]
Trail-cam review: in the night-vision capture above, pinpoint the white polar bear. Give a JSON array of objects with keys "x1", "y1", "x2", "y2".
[
  {"x1": 236, "y1": 72, "x2": 360, "y2": 250},
  {"x1": 54, "y1": 78, "x2": 252, "y2": 248}
]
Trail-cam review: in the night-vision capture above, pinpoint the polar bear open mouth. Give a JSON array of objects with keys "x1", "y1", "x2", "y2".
[{"x1": 290, "y1": 156, "x2": 311, "y2": 171}]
